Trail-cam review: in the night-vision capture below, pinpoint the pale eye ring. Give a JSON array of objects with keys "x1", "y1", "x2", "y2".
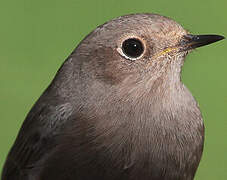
[{"x1": 118, "y1": 38, "x2": 145, "y2": 60}]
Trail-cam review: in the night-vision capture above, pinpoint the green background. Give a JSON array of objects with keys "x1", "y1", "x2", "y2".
[{"x1": 0, "y1": 0, "x2": 226, "y2": 179}]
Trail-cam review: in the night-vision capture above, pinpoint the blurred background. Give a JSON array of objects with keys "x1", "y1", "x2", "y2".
[{"x1": 0, "y1": 0, "x2": 226, "y2": 179}]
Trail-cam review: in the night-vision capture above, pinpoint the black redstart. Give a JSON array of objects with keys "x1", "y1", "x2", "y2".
[{"x1": 2, "y1": 13, "x2": 224, "y2": 180}]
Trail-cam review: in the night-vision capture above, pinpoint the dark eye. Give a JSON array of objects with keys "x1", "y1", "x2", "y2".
[{"x1": 122, "y1": 38, "x2": 144, "y2": 59}]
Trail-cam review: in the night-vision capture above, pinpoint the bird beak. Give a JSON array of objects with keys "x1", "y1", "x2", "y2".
[{"x1": 179, "y1": 34, "x2": 225, "y2": 51}]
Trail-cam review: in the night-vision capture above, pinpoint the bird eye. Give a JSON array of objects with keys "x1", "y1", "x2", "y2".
[{"x1": 121, "y1": 38, "x2": 144, "y2": 59}]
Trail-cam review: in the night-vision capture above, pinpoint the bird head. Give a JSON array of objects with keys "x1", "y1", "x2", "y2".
[{"x1": 70, "y1": 14, "x2": 224, "y2": 92}]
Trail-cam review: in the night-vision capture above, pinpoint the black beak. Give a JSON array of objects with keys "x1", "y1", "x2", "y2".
[{"x1": 180, "y1": 34, "x2": 225, "y2": 51}]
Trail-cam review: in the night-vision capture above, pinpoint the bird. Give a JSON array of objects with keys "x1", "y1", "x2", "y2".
[{"x1": 2, "y1": 13, "x2": 224, "y2": 180}]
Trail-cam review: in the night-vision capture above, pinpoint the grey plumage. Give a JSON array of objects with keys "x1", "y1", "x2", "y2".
[{"x1": 2, "y1": 13, "x2": 224, "y2": 180}]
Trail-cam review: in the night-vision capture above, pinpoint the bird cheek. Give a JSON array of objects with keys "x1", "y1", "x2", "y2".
[
  {"x1": 101, "y1": 67, "x2": 128, "y2": 85},
  {"x1": 94, "y1": 54, "x2": 131, "y2": 85}
]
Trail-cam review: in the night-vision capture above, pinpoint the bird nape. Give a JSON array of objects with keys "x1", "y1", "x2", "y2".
[{"x1": 2, "y1": 13, "x2": 224, "y2": 180}]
